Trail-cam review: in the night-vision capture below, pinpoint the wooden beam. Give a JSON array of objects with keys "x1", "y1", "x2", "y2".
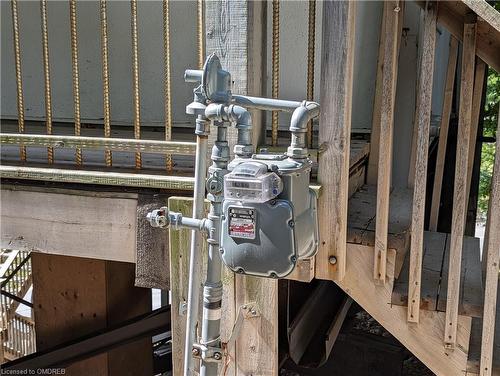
[
  {"x1": 407, "y1": 2, "x2": 437, "y2": 324},
  {"x1": 466, "y1": 60, "x2": 487, "y2": 205},
  {"x1": 429, "y1": 37, "x2": 459, "y2": 232},
  {"x1": 461, "y1": 0, "x2": 500, "y2": 33},
  {"x1": 444, "y1": 21, "x2": 477, "y2": 348},
  {"x1": 0, "y1": 186, "x2": 138, "y2": 263},
  {"x1": 479, "y1": 113, "x2": 500, "y2": 376},
  {"x1": 435, "y1": 1, "x2": 500, "y2": 73},
  {"x1": 205, "y1": 0, "x2": 265, "y2": 152},
  {"x1": 373, "y1": 1, "x2": 402, "y2": 283},
  {"x1": 316, "y1": 0, "x2": 357, "y2": 282}
]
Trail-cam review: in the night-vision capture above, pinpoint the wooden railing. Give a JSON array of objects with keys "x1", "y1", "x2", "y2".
[{"x1": 1, "y1": 249, "x2": 35, "y2": 362}]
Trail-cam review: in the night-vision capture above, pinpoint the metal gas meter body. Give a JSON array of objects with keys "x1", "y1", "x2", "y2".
[{"x1": 221, "y1": 154, "x2": 318, "y2": 278}]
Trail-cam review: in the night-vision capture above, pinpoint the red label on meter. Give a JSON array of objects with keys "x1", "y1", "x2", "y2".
[{"x1": 228, "y1": 207, "x2": 256, "y2": 239}]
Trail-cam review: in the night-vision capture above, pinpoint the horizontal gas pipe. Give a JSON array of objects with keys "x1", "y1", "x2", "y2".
[{"x1": 0, "y1": 133, "x2": 196, "y2": 155}]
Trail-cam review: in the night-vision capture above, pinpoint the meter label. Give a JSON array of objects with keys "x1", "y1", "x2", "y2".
[{"x1": 228, "y1": 207, "x2": 256, "y2": 239}]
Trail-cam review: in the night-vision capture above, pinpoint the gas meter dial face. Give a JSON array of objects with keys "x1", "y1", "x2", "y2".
[{"x1": 228, "y1": 206, "x2": 256, "y2": 240}]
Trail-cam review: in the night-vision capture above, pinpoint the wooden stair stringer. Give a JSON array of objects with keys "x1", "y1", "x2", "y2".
[{"x1": 333, "y1": 243, "x2": 472, "y2": 376}]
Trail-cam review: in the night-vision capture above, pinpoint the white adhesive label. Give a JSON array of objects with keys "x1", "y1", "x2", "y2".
[{"x1": 203, "y1": 307, "x2": 222, "y2": 321}]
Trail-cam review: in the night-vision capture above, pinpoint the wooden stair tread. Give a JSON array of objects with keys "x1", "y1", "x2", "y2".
[
  {"x1": 467, "y1": 276, "x2": 500, "y2": 375},
  {"x1": 347, "y1": 184, "x2": 412, "y2": 277},
  {"x1": 392, "y1": 231, "x2": 484, "y2": 317}
]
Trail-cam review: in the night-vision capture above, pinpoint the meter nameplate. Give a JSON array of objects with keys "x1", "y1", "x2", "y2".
[{"x1": 228, "y1": 206, "x2": 256, "y2": 239}]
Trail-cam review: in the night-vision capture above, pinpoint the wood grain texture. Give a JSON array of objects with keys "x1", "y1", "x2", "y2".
[
  {"x1": 466, "y1": 60, "x2": 487, "y2": 207},
  {"x1": 462, "y1": 0, "x2": 500, "y2": 33},
  {"x1": 335, "y1": 243, "x2": 471, "y2": 376},
  {"x1": 374, "y1": 1, "x2": 401, "y2": 283},
  {"x1": 429, "y1": 37, "x2": 459, "y2": 232},
  {"x1": 407, "y1": 2, "x2": 437, "y2": 324},
  {"x1": 445, "y1": 21, "x2": 477, "y2": 347},
  {"x1": 316, "y1": 0, "x2": 357, "y2": 282},
  {"x1": 479, "y1": 114, "x2": 500, "y2": 376},
  {"x1": 435, "y1": 1, "x2": 500, "y2": 73},
  {"x1": 1, "y1": 187, "x2": 138, "y2": 263}
]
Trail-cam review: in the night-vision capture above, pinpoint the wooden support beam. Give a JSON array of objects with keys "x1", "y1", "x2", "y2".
[
  {"x1": 205, "y1": 0, "x2": 265, "y2": 152},
  {"x1": 316, "y1": 0, "x2": 357, "y2": 282},
  {"x1": 0, "y1": 186, "x2": 139, "y2": 263},
  {"x1": 461, "y1": 0, "x2": 500, "y2": 33},
  {"x1": 429, "y1": 37, "x2": 459, "y2": 232},
  {"x1": 373, "y1": 1, "x2": 402, "y2": 283},
  {"x1": 31, "y1": 253, "x2": 153, "y2": 374},
  {"x1": 466, "y1": 60, "x2": 487, "y2": 205},
  {"x1": 444, "y1": 21, "x2": 477, "y2": 348},
  {"x1": 435, "y1": 1, "x2": 500, "y2": 73},
  {"x1": 407, "y1": 2, "x2": 437, "y2": 324},
  {"x1": 479, "y1": 113, "x2": 500, "y2": 376}
]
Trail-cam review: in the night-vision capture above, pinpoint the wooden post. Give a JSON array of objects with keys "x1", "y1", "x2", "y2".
[
  {"x1": 429, "y1": 37, "x2": 459, "y2": 232},
  {"x1": 316, "y1": 0, "x2": 356, "y2": 282},
  {"x1": 444, "y1": 21, "x2": 477, "y2": 348},
  {"x1": 466, "y1": 60, "x2": 487, "y2": 206},
  {"x1": 407, "y1": 2, "x2": 437, "y2": 324},
  {"x1": 479, "y1": 111, "x2": 500, "y2": 376},
  {"x1": 31, "y1": 253, "x2": 152, "y2": 375},
  {"x1": 205, "y1": 0, "x2": 265, "y2": 152},
  {"x1": 373, "y1": 1, "x2": 401, "y2": 283}
]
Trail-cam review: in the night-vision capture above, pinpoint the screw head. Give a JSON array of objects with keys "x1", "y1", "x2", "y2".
[
  {"x1": 329, "y1": 256, "x2": 337, "y2": 265},
  {"x1": 192, "y1": 347, "x2": 200, "y2": 356},
  {"x1": 213, "y1": 352, "x2": 222, "y2": 360},
  {"x1": 288, "y1": 220, "x2": 295, "y2": 228}
]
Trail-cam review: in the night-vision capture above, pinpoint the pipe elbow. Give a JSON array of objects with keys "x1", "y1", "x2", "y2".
[
  {"x1": 229, "y1": 105, "x2": 252, "y2": 127},
  {"x1": 205, "y1": 103, "x2": 225, "y2": 121},
  {"x1": 289, "y1": 101, "x2": 320, "y2": 133}
]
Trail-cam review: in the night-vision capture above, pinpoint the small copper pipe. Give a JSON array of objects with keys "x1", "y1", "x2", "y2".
[
  {"x1": 11, "y1": 0, "x2": 26, "y2": 161},
  {"x1": 197, "y1": 0, "x2": 204, "y2": 69},
  {"x1": 100, "y1": 0, "x2": 112, "y2": 166},
  {"x1": 271, "y1": 0, "x2": 280, "y2": 146},
  {"x1": 131, "y1": 0, "x2": 141, "y2": 169},
  {"x1": 41, "y1": 0, "x2": 54, "y2": 164},
  {"x1": 163, "y1": 0, "x2": 173, "y2": 171},
  {"x1": 306, "y1": 0, "x2": 316, "y2": 149},
  {"x1": 69, "y1": 0, "x2": 82, "y2": 166}
]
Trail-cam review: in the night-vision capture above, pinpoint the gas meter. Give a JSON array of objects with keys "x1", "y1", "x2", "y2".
[
  {"x1": 221, "y1": 154, "x2": 318, "y2": 278},
  {"x1": 147, "y1": 53, "x2": 320, "y2": 375}
]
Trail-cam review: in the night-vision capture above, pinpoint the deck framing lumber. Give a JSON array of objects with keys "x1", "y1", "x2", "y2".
[
  {"x1": 316, "y1": 0, "x2": 357, "y2": 282},
  {"x1": 445, "y1": 20, "x2": 477, "y2": 348},
  {"x1": 429, "y1": 37, "x2": 459, "y2": 232},
  {"x1": 479, "y1": 112, "x2": 500, "y2": 376},
  {"x1": 407, "y1": 2, "x2": 437, "y2": 324},
  {"x1": 373, "y1": 0, "x2": 402, "y2": 283}
]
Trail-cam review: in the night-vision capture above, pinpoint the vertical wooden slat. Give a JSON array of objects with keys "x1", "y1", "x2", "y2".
[
  {"x1": 130, "y1": 0, "x2": 141, "y2": 169},
  {"x1": 429, "y1": 37, "x2": 459, "y2": 232},
  {"x1": 306, "y1": 0, "x2": 316, "y2": 149},
  {"x1": 100, "y1": 0, "x2": 112, "y2": 167},
  {"x1": 40, "y1": 0, "x2": 53, "y2": 164},
  {"x1": 11, "y1": 0, "x2": 26, "y2": 162},
  {"x1": 163, "y1": 0, "x2": 173, "y2": 171},
  {"x1": 316, "y1": 0, "x2": 357, "y2": 282},
  {"x1": 466, "y1": 60, "x2": 487, "y2": 205},
  {"x1": 373, "y1": 0, "x2": 401, "y2": 283},
  {"x1": 444, "y1": 21, "x2": 477, "y2": 347},
  {"x1": 69, "y1": 0, "x2": 82, "y2": 166},
  {"x1": 271, "y1": 0, "x2": 280, "y2": 146},
  {"x1": 479, "y1": 113, "x2": 500, "y2": 376},
  {"x1": 407, "y1": 2, "x2": 437, "y2": 323}
]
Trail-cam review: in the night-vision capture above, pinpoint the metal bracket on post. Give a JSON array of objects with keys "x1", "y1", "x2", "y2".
[{"x1": 222, "y1": 301, "x2": 260, "y2": 356}]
